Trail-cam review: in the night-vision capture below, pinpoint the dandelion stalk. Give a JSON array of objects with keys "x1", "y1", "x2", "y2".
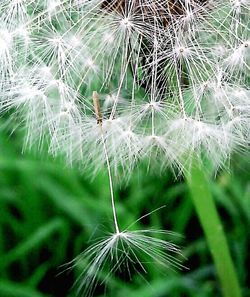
[{"x1": 186, "y1": 157, "x2": 242, "y2": 297}]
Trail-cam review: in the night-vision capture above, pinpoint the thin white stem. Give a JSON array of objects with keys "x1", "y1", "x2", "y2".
[
  {"x1": 93, "y1": 91, "x2": 120, "y2": 234},
  {"x1": 100, "y1": 129, "x2": 120, "y2": 234}
]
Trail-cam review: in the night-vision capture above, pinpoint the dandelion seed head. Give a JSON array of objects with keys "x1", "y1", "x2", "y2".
[{"x1": 0, "y1": 0, "x2": 249, "y2": 172}]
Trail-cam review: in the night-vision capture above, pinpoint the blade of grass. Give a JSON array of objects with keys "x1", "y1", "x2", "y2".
[{"x1": 0, "y1": 218, "x2": 65, "y2": 270}]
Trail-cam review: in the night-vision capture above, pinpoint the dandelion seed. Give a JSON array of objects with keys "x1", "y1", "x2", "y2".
[{"x1": 61, "y1": 91, "x2": 185, "y2": 296}]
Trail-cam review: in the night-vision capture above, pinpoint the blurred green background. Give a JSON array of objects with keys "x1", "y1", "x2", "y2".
[{"x1": 0, "y1": 120, "x2": 249, "y2": 297}]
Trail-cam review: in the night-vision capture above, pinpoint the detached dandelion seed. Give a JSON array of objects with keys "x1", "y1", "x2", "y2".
[{"x1": 61, "y1": 91, "x2": 186, "y2": 296}]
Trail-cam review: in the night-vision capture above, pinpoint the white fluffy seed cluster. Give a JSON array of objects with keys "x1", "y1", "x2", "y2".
[{"x1": 0, "y1": 0, "x2": 249, "y2": 173}]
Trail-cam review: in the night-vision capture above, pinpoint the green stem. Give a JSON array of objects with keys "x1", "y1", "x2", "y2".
[{"x1": 185, "y1": 158, "x2": 242, "y2": 297}]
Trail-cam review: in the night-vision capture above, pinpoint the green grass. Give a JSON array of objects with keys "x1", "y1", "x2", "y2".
[{"x1": 0, "y1": 125, "x2": 249, "y2": 297}]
